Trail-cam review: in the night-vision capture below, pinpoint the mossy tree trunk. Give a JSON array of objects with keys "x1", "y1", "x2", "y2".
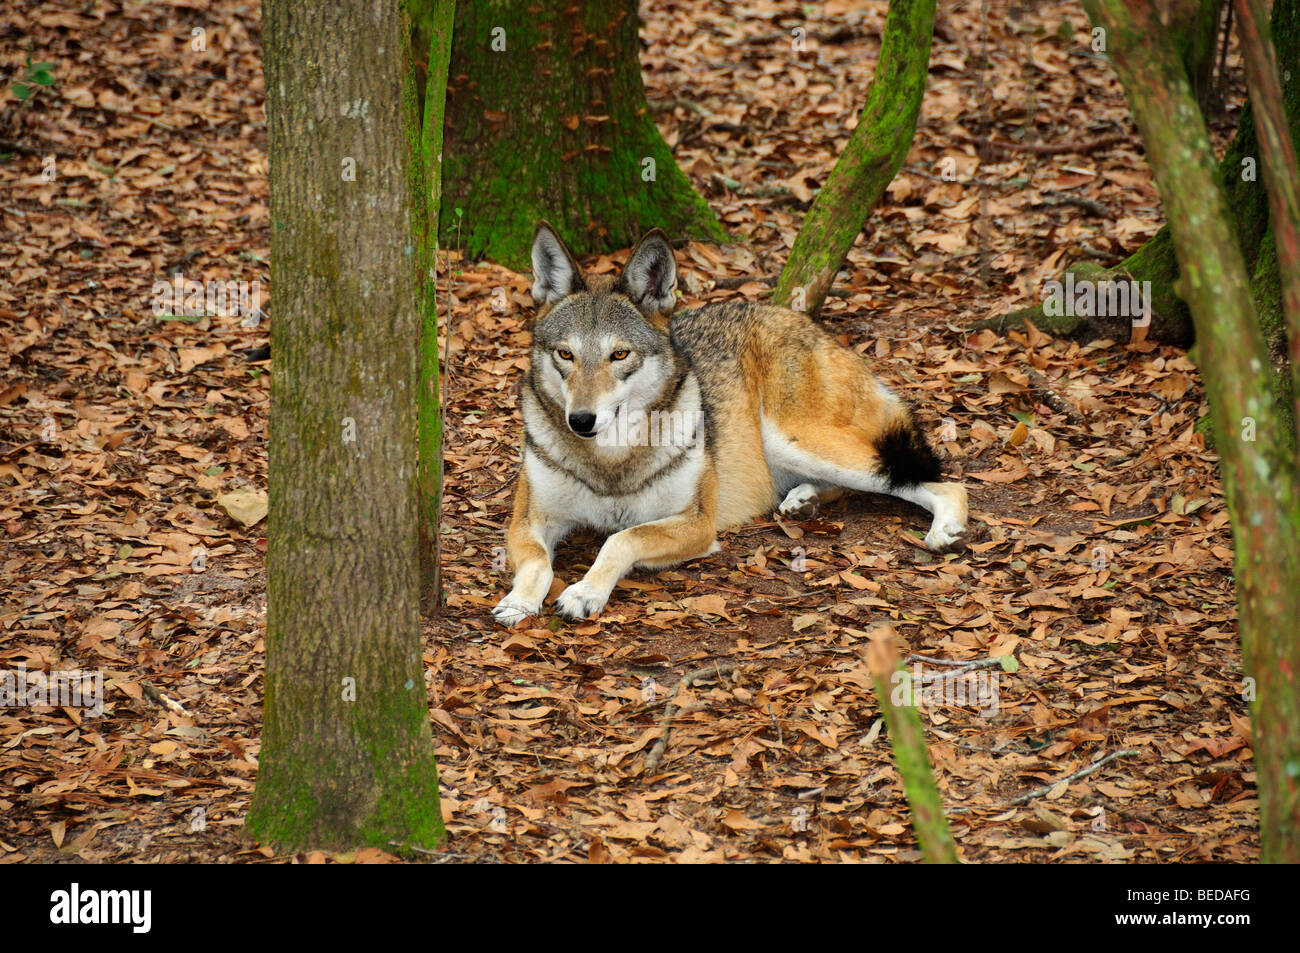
[
  {"x1": 439, "y1": 0, "x2": 725, "y2": 269},
  {"x1": 772, "y1": 0, "x2": 937, "y2": 317},
  {"x1": 249, "y1": 0, "x2": 445, "y2": 852},
  {"x1": 1082, "y1": 0, "x2": 1300, "y2": 864},
  {"x1": 865, "y1": 636, "x2": 959, "y2": 864},
  {"x1": 412, "y1": 0, "x2": 455, "y2": 615},
  {"x1": 1236, "y1": 0, "x2": 1300, "y2": 433}
]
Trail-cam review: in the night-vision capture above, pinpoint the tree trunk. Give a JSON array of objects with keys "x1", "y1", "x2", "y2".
[
  {"x1": 248, "y1": 0, "x2": 445, "y2": 851},
  {"x1": 439, "y1": 0, "x2": 725, "y2": 269},
  {"x1": 1181, "y1": 0, "x2": 1227, "y2": 113},
  {"x1": 772, "y1": 0, "x2": 937, "y2": 316},
  {"x1": 1082, "y1": 0, "x2": 1300, "y2": 864},
  {"x1": 1236, "y1": 0, "x2": 1300, "y2": 433},
  {"x1": 414, "y1": 0, "x2": 455, "y2": 616}
]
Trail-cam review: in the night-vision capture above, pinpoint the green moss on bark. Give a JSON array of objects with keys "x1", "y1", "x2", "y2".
[
  {"x1": 252, "y1": 0, "x2": 445, "y2": 854},
  {"x1": 411, "y1": 0, "x2": 455, "y2": 614},
  {"x1": 439, "y1": 0, "x2": 724, "y2": 269},
  {"x1": 1083, "y1": 0, "x2": 1300, "y2": 865}
]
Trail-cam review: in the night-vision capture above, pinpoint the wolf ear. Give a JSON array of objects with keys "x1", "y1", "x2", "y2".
[
  {"x1": 531, "y1": 221, "x2": 584, "y2": 308},
  {"x1": 618, "y1": 228, "x2": 677, "y2": 326}
]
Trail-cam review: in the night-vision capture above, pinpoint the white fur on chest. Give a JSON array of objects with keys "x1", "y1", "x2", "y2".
[{"x1": 525, "y1": 442, "x2": 705, "y2": 532}]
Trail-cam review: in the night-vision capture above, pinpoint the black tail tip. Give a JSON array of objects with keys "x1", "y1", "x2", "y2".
[{"x1": 876, "y1": 421, "x2": 942, "y2": 488}]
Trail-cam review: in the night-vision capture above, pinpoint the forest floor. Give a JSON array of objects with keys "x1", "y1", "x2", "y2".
[{"x1": 0, "y1": 0, "x2": 1260, "y2": 863}]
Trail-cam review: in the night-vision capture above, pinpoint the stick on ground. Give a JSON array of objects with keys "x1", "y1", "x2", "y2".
[
  {"x1": 643, "y1": 662, "x2": 737, "y2": 775},
  {"x1": 1005, "y1": 749, "x2": 1141, "y2": 806}
]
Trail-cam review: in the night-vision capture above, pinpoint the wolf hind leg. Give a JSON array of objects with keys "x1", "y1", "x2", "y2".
[
  {"x1": 760, "y1": 415, "x2": 967, "y2": 551},
  {"x1": 892, "y1": 481, "x2": 968, "y2": 550}
]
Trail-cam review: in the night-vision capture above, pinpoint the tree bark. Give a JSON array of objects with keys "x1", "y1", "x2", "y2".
[
  {"x1": 439, "y1": 0, "x2": 725, "y2": 269},
  {"x1": 771, "y1": 0, "x2": 937, "y2": 317},
  {"x1": 1181, "y1": 0, "x2": 1227, "y2": 113},
  {"x1": 248, "y1": 0, "x2": 445, "y2": 851},
  {"x1": 1236, "y1": 0, "x2": 1300, "y2": 433},
  {"x1": 1082, "y1": 0, "x2": 1300, "y2": 864},
  {"x1": 413, "y1": 0, "x2": 455, "y2": 616},
  {"x1": 866, "y1": 636, "x2": 959, "y2": 864}
]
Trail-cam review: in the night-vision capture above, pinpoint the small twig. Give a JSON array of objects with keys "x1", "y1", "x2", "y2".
[
  {"x1": 643, "y1": 662, "x2": 738, "y2": 774},
  {"x1": 954, "y1": 132, "x2": 1134, "y2": 156},
  {"x1": 1026, "y1": 366, "x2": 1084, "y2": 423},
  {"x1": 906, "y1": 654, "x2": 1003, "y2": 668},
  {"x1": 0, "y1": 138, "x2": 78, "y2": 158},
  {"x1": 710, "y1": 274, "x2": 776, "y2": 289},
  {"x1": 141, "y1": 679, "x2": 188, "y2": 715},
  {"x1": 96, "y1": 103, "x2": 180, "y2": 131},
  {"x1": 905, "y1": 654, "x2": 1006, "y2": 676},
  {"x1": 1039, "y1": 189, "x2": 1111, "y2": 218},
  {"x1": 469, "y1": 467, "x2": 516, "y2": 500},
  {"x1": 1005, "y1": 749, "x2": 1141, "y2": 806},
  {"x1": 1078, "y1": 241, "x2": 1116, "y2": 263},
  {"x1": 388, "y1": 842, "x2": 474, "y2": 862},
  {"x1": 615, "y1": 690, "x2": 678, "y2": 722}
]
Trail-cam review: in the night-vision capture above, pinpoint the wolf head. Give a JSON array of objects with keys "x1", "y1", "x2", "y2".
[{"x1": 528, "y1": 221, "x2": 680, "y2": 440}]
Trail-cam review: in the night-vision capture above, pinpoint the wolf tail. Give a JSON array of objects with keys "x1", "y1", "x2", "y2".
[{"x1": 874, "y1": 416, "x2": 943, "y2": 488}]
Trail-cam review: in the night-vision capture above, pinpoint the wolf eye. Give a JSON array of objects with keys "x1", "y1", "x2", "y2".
[
  {"x1": 610, "y1": 349, "x2": 630, "y2": 361},
  {"x1": 556, "y1": 348, "x2": 573, "y2": 361}
]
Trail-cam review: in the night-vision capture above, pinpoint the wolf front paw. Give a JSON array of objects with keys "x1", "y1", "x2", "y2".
[
  {"x1": 554, "y1": 581, "x2": 609, "y2": 622},
  {"x1": 492, "y1": 594, "x2": 540, "y2": 628},
  {"x1": 924, "y1": 519, "x2": 968, "y2": 553}
]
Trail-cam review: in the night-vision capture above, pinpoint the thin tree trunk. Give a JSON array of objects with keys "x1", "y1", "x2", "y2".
[
  {"x1": 772, "y1": 0, "x2": 936, "y2": 317},
  {"x1": 440, "y1": 0, "x2": 725, "y2": 269},
  {"x1": 866, "y1": 636, "x2": 959, "y2": 864},
  {"x1": 1082, "y1": 0, "x2": 1300, "y2": 864},
  {"x1": 414, "y1": 0, "x2": 455, "y2": 616},
  {"x1": 1235, "y1": 0, "x2": 1300, "y2": 434},
  {"x1": 1182, "y1": 0, "x2": 1228, "y2": 113},
  {"x1": 248, "y1": 0, "x2": 445, "y2": 851}
]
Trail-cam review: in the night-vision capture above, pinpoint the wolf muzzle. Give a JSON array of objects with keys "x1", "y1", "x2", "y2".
[{"x1": 568, "y1": 411, "x2": 598, "y2": 438}]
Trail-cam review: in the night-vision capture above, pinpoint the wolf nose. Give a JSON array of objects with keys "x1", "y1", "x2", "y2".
[{"x1": 568, "y1": 412, "x2": 598, "y2": 438}]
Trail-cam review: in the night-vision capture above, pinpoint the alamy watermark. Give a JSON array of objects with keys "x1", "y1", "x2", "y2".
[
  {"x1": 151, "y1": 272, "x2": 265, "y2": 325},
  {"x1": 1, "y1": 663, "x2": 103, "y2": 716},
  {"x1": 892, "y1": 663, "x2": 1001, "y2": 717},
  {"x1": 49, "y1": 883, "x2": 150, "y2": 933},
  {"x1": 1042, "y1": 272, "x2": 1152, "y2": 327},
  {"x1": 596, "y1": 404, "x2": 704, "y2": 449}
]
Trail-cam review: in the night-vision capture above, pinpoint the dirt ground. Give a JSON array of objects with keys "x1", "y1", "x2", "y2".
[{"x1": 0, "y1": 0, "x2": 1258, "y2": 863}]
